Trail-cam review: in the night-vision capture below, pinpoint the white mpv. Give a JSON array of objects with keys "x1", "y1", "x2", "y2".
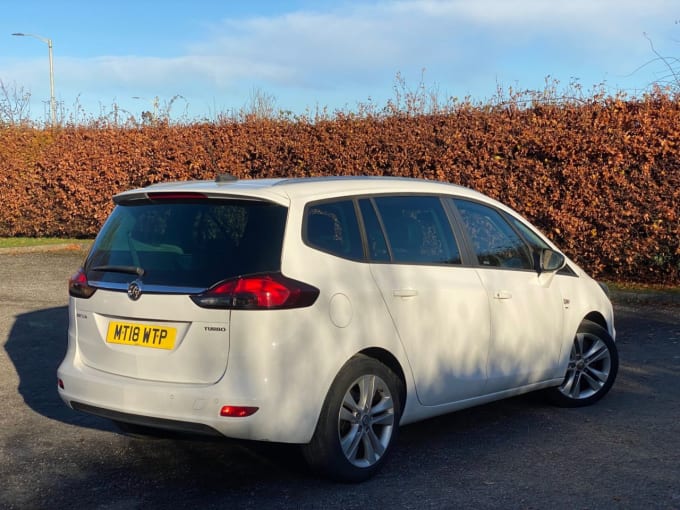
[{"x1": 58, "y1": 176, "x2": 618, "y2": 482}]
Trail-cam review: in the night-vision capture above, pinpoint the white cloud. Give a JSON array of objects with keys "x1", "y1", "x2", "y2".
[
  {"x1": 184, "y1": 0, "x2": 678, "y2": 88},
  {"x1": 1, "y1": 0, "x2": 677, "y2": 119}
]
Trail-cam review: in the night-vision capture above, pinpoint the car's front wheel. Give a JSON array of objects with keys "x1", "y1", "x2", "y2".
[
  {"x1": 302, "y1": 354, "x2": 403, "y2": 482},
  {"x1": 549, "y1": 320, "x2": 619, "y2": 407}
]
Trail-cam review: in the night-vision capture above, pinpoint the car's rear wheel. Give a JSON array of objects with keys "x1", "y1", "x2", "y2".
[
  {"x1": 302, "y1": 354, "x2": 403, "y2": 482},
  {"x1": 549, "y1": 320, "x2": 618, "y2": 407}
]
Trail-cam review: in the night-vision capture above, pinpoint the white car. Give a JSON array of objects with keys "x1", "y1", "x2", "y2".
[{"x1": 58, "y1": 176, "x2": 618, "y2": 482}]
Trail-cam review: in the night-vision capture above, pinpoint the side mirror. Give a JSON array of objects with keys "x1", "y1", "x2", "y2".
[{"x1": 538, "y1": 248, "x2": 566, "y2": 273}]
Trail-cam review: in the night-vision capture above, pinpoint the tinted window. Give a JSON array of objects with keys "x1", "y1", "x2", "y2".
[
  {"x1": 374, "y1": 196, "x2": 461, "y2": 265},
  {"x1": 509, "y1": 216, "x2": 549, "y2": 252},
  {"x1": 453, "y1": 200, "x2": 533, "y2": 270},
  {"x1": 86, "y1": 200, "x2": 287, "y2": 288},
  {"x1": 305, "y1": 200, "x2": 363, "y2": 260},
  {"x1": 359, "y1": 199, "x2": 390, "y2": 262}
]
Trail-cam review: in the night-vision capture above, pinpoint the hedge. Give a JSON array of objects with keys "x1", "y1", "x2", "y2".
[{"x1": 1, "y1": 92, "x2": 678, "y2": 284}]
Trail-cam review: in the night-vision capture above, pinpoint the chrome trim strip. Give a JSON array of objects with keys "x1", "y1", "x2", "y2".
[{"x1": 89, "y1": 280, "x2": 205, "y2": 294}]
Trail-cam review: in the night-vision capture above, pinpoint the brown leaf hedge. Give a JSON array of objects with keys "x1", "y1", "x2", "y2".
[{"x1": 1, "y1": 92, "x2": 679, "y2": 285}]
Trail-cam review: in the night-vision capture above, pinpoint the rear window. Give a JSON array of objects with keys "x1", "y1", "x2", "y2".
[{"x1": 85, "y1": 199, "x2": 287, "y2": 289}]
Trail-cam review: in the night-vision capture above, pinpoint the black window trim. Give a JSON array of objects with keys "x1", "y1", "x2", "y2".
[
  {"x1": 301, "y1": 192, "x2": 577, "y2": 276},
  {"x1": 356, "y1": 197, "x2": 390, "y2": 262},
  {"x1": 304, "y1": 192, "x2": 468, "y2": 267},
  {"x1": 362, "y1": 193, "x2": 468, "y2": 267}
]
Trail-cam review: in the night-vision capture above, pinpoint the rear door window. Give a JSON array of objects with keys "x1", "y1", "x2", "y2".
[
  {"x1": 86, "y1": 199, "x2": 287, "y2": 289},
  {"x1": 373, "y1": 196, "x2": 462, "y2": 265}
]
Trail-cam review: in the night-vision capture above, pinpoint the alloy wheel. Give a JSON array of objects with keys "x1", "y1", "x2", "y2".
[
  {"x1": 337, "y1": 374, "x2": 395, "y2": 468},
  {"x1": 559, "y1": 331, "x2": 613, "y2": 400}
]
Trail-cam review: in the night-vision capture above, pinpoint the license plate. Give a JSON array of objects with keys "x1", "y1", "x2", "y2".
[{"x1": 106, "y1": 321, "x2": 177, "y2": 350}]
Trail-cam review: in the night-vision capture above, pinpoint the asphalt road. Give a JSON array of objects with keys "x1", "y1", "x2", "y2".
[{"x1": 1, "y1": 249, "x2": 679, "y2": 510}]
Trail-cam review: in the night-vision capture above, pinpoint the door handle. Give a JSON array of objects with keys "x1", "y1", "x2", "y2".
[
  {"x1": 393, "y1": 289, "x2": 418, "y2": 298},
  {"x1": 493, "y1": 290, "x2": 512, "y2": 300}
]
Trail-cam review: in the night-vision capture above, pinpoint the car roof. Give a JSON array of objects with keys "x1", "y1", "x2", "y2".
[{"x1": 116, "y1": 175, "x2": 492, "y2": 204}]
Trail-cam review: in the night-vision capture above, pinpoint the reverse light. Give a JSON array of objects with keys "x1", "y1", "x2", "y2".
[
  {"x1": 68, "y1": 268, "x2": 97, "y2": 298},
  {"x1": 220, "y1": 405, "x2": 259, "y2": 418},
  {"x1": 191, "y1": 273, "x2": 319, "y2": 310}
]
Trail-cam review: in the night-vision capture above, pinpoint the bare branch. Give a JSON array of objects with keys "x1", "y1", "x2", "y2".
[{"x1": 0, "y1": 80, "x2": 32, "y2": 125}]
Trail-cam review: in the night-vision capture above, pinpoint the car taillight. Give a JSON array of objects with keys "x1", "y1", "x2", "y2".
[
  {"x1": 191, "y1": 273, "x2": 319, "y2": 310},
  {"x1": 68, "y1": 268, "x2": 97, "y2": 298}
]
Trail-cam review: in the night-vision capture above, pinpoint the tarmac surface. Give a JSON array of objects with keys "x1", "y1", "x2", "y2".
[{"x1": 1, "y1": 248, "x2": 679, "y2": 509}]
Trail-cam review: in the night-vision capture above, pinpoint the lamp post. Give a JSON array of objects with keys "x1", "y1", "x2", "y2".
[{"x1": 12, "y1": 32, "x2": 56, "y2": 126}]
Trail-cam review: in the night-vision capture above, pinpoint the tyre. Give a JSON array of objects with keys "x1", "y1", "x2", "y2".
[
  {"x1": 302, "y1": 354, "x2": 403, "y2": 483},
  {"x1": 548, "y1": 320, "x2": 619, "y2": 407}
]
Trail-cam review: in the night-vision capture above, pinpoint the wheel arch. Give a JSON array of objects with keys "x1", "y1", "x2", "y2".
[
  {"x1": 358, "y1": 347, "x2": 407, "y2": 413},
  {"x1": 582, "y1": 311, "x2": 609, "y2": 332}
]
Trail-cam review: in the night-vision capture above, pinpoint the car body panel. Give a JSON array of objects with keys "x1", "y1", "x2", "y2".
[
  {"x1": 475, "y1": 267, "x2": 564, "y2": 392},
  {"x1": 369, "y1": 263, "x2": 491, "y2": 405},
  {"x1": 72, "y1": 292, "x2": 230, "y2": 384},
  {"x1": 57, "y1": 176, "x2": 616, "y2": 445}
]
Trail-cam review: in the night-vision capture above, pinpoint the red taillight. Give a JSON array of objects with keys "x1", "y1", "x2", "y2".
[
  {"x1": 68, "y1": 268, "x2": 97, "y2": 298},
  {"x1": 191, "y1": 273, "x2": 319, "y2": 310},
  {"x1": 220, "y1": 405, "x2": 259, "y2": 418},
  {"x1": 218, "y1": 277, "x2": 291, "y2": 307}
]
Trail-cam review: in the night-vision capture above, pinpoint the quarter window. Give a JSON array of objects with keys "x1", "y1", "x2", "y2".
[
  {"x1": 453, "y1": 200, "x2": 533, "y2": 270},
  {"x1": 305, "y1": 200, "x2": 363, "y2": 260},
  {"x1": 373, "y1": 196, "x2": 461, "y2": 265}
]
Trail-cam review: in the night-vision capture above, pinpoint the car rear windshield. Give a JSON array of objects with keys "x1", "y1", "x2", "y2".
[{"x1": 85, "y1": 199, "x2": 287, "y2": 289}]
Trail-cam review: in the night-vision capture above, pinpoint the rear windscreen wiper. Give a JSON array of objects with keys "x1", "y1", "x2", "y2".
[{"x1": 90, "y1": 265, "x2": 145, "y2": 277}]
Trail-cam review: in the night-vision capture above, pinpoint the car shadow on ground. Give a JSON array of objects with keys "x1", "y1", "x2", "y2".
[
  {"x1": 3, "y1": 304, "x2": 316, "y2": 484},
  {"x1": 4, "y1": 305, "x2": 115, "y2": 432}
]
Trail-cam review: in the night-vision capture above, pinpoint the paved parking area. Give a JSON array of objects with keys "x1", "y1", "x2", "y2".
[{"x1": 1, "y1": 250, "x2": 679, "y2": 509}]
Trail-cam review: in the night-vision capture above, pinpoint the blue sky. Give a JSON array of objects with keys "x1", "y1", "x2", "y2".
[{"x1": 1, "y1": 0, "x2": 678, "y2": 123}]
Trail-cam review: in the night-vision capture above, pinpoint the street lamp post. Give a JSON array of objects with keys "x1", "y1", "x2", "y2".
[{"x1": 12, "y1": 32, "x2": 56, "y2": 126}]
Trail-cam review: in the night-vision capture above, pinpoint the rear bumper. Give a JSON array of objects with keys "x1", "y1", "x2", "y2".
[
  {"x1": 70, "y1": 401, "x2": 223, "y2": 437},
  {"x1": 57, "y1": 352, "x2": 311, "y2": 444}
]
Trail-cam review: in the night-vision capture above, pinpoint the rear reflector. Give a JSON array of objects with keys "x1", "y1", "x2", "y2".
[
  {"x1": 220, "y1": 406, "x2": 259, "y2": 418},
  {"x1": 58, "y1": 378, "x2": 64, "y2": 390}
]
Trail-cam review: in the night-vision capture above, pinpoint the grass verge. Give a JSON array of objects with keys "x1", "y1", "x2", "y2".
[
  {"x1": 0, "y1": 239, "x2": 677, "y2": 296},
  {"x1": 0, "y1": 237, "x2": 92, "y2": 248}
]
